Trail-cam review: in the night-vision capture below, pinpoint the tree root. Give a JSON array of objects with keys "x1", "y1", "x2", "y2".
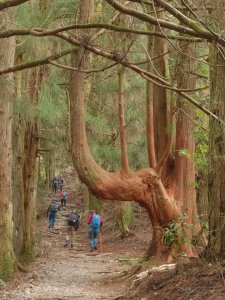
[{"x1": 16, "y1": 259, "x2": 30, "y2": 273}]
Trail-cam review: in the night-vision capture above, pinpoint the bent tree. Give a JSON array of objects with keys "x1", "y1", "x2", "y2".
[{"x1": 69, "y1": 0, "x2": 199, "y2": 259}]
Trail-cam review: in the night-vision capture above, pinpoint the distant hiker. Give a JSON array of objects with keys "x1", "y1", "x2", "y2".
[
  {"x1": 52, "y1": 176, "x2": 58, "y2": 194},
  {"x1": 57, "y1": 174, "x2": 64, "y2": 192},
  {"x1": 64, "y1": 211, "x2": 81, "y2": 248},
  {"x1": 60, "y1": 190, "x2": 69, "y2": 207},
  {"x1": 87, "y1": 210, "x2": 103, "y2": 252},
  {"x1": 47, "y1": 199, "x2": 60, "y2": 228}
]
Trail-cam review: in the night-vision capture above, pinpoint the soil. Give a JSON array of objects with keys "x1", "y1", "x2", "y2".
[{"x1": 0, "y1": 168, "x2": 225, "y2": 300}]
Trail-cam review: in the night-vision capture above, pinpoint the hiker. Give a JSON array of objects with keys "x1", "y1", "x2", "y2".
[
  {"x1": 64, "y1": 211, "x2": 81, "y2": 248},
  {"x1": 47, "y1": 199, "x2": 60, "y2": 228},
  {"x1": 87, "y1": 210, "x2": 103, "y2": 252},
  {"x1": 60, "y1": 190, "x2": 69, "y2": 207},
  {"x1": 52, "y1": 176, "x2": 58, "y2": 194},
  {"x1": 57, "y1": 174, "x2": 64, "y2": 192}
]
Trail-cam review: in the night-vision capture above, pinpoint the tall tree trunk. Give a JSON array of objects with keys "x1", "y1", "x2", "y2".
[
  {"x1": 152, "y1": 17, "x2": 171, "y2": 181},
  {"x1": 204, "y1": 1, "x2": 225, "y2": 259},
  {"x1": 173, "y1": 38, "x2": 198, "y2": 256},
  {"x1": 21, "y1": 68, "x2": 41, "y2": 263},
  {"x1": 118, "y1": 67, "x2": 130, "y2": 174},
  {"x1": 12, "y1": 55, "x2": 25, "y2": 258},
  {"x1": 174, "y1": 40, "x2": 197, "y2": 223},
  {"x1": 0, "y1": 9, "x2": 16, "y2": 277},
  {"x1": 114, "y1": 201, "x2": 134, "y2": 238}
]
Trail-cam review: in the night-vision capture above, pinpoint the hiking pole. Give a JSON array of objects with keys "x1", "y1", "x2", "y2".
[{"x1": 99, "y1": 231, "x2": 103, "y2": 253}]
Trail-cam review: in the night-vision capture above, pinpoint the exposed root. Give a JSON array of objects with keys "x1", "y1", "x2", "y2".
[{"x1": 15, "y1": 259, "x2": 29, "y2": 273}]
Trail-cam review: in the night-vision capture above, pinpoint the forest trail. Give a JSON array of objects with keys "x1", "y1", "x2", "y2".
[{"x1": 0, "y1": 170, "x2": 131, "y2": 300}]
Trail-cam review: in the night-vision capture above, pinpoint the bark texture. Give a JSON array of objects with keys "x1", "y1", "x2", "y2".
[
  {"x1": 204, "y1": 5, "x2": 225, "y2": 258},
  {"x1": 0, "y1": 9, "x2": 16, "y2": 277}
]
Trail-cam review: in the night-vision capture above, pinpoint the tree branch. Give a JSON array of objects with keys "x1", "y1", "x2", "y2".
[
  {"x1": 105, "y1": 0, "x2": 225, "y2": 46},
  {"x1": 49, "y1": 59, "x2": 118, "y2": 73},
  {"x1": 0, "y1": 47, "x2": 77, "y2": 75},
  {"x1": 0, "y1": 23, "x2": 202, "y2": 42},
  {"x1": 0, "y1": 32, "x2": 220, "y2": 123},
  {"x1": 105, "y1": 0, "x2": 208, "y2": 37},
  {"x1": 0, "y1": 0, "x2": 29, "y2": 10}
]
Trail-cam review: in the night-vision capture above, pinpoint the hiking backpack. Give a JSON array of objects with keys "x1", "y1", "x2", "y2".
[
  {"x1": 91, "y1": 214, "x2": 101, "y2": 230},
  {"x1": 62, "y1": 191, "x2": 67, "y2": 199},
  {"x1": 67, "y1": 213, "x2": 80, "y2": 230},
  {"x1": 50, "y1": 202, "x2": 58, "y2": 213}
]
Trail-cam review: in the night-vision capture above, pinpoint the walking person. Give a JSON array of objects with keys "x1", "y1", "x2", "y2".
[
  {"x1": 47, "y1": 199, "x2": 60, "y2": 228},
  {"x1": 52, "y1": 176, "x2": 58, "y2": 194},
  {"x1": 64, "y1": 211, "x2": 81, "y2": 248},
  {"x1": 60, "y1": 190, "x2": 69, "y2": 207},
  {"x1": 57, "y1": 174, "x2": 64, "y2": 192},
  {"x1": 87, "y1": 210, "x2": 103, "y2": 252}
]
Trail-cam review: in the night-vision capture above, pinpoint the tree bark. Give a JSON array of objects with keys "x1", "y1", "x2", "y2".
[
  {"x1": 21, "y1": 67, "x2": 41, "y2": 263},
  {"x1": 203, "y1": 2, "x2": 225, "y2": 259},
  {"x1": 174, "y1": 40, "x2": 197, "y2": 225},
  {"x1": 118, "y1": 67, "x2": 130, "y2": 174},
  {"x1": 12, "y1": 54, "x2": 25, "y2": 258},
  {"x1": 0, "y1": 9, "x2": 16, "y2": 277}
]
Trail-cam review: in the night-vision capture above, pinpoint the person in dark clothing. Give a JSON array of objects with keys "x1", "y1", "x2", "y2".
[
  {"x1": 47, "y1": 199, "x2": 60, "y2": 228},
  {"x1": 64, "y1": 211, "x2": 81, "y2": 248},
  {"x1": 57, "y1": 175, "x2": 64, "y2": 192},
  {"x1": 52, "y1": 176, "x2": 58, "y2": 194}
]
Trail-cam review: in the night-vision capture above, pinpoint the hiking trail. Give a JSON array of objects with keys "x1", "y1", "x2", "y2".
[{"x1": 0, "y1": 169, "x2": 137, "y2": 300}]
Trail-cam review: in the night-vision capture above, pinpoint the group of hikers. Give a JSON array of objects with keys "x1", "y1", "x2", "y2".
[
  {"x1": 52, "y1": 175, "x2": 65, "y2": 193},
  {"x1": 47, "y1": 176, "x2": 103, "y2": 251}
]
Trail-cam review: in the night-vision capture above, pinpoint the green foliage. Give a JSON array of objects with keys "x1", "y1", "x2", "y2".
[
  {"x1": 114, "y1": 202, "x2": 135, "y2": 236},
  {"x1": 0, "y1": 255, "x2": 14, "y2": 278},
  {"x1": 19, "y1": 250, "x2": 35, "y2": 265},
  {"x1": 128, "y1": 139, "x2": 148, "y2": 169},
  {"x1": 219, "y1": 213, "x2": 225, "y2": 227},
  {"x1": 163, "y1": 213, "x2": 193, "y2": 250},
  {"x1": 89, "y1": 193, "x2": 102, "y2": 212},
  {"x1": 119, "y1": 252, "x2": 133, "y2": 265},
  {"x1": 133, "y1": 256, "x2": 155, "y2": 268},
  {"x1": 13, "y1": 99, "x2": 33, "y2": 123},
  {"x1": 16, "y1": 0, "x2": 77, "y2": 28},
  {"x1": 0, "y1": 279, "x2": 6, "y2": 287},
  {"x1": 37, "y1": 79, "x2": 67, "y2": 127},
  {"x1": 194, "y1": 113, "x2": 209, "y2": 173},
  {"x1": 91, "y1": 143, "x2": 121, "y2": 170},
  {"x1": 177, "y1": 148, "x2": 190, "y2": 158}
]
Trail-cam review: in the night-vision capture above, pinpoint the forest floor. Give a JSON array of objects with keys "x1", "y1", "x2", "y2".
[{"x1": 1, "y1": 167, "x2": 225, "y2": 299}]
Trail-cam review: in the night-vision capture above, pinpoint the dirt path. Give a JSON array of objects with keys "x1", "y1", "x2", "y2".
[
  {"x1": 1, "y1": 208, "x2": 129, "y2": 300},
  {"x1": 0, "y1": 172, "x2": 131, "y2": 300}
]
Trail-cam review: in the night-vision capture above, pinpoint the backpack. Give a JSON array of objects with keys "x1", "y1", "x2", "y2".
[
  {"x1": 67, "y1": 213, "x2": 80, "y2": 230},
  {"x1": 59, "y1": 178, "x2": 64, "y2": 185},
  {"x1": 50, "y1": 202, "x2": 58, "y2": 213},
  {"x1": 62, "y1": 191, "x2": 67, "y2": 199},
  {"x1": 91, "y1": 214, "x2": 101, "y2": 230}
]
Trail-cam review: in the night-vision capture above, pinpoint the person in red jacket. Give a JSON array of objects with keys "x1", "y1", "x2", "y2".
[
  {"x1": 87, "y1": 210, "x2": 103, "y2": 252},
  {"x1": 60, "y1": 190, "x2": 69, "y2": 207}
]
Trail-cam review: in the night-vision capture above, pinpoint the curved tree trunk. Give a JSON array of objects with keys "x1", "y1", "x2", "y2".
[{"x1": 69, "y1": 0, "x2": 194, "y2": 259}]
